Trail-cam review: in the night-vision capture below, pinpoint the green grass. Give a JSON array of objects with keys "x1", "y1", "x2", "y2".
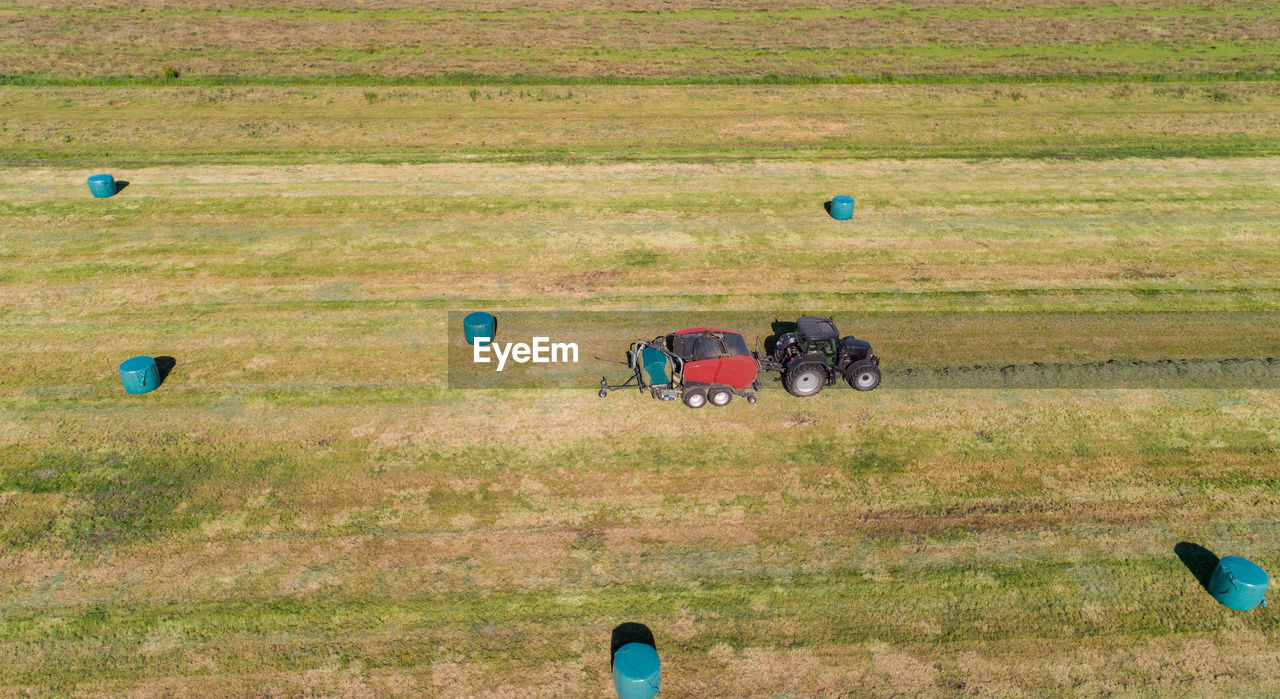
[
  {"x1": 3, "y1": 389, "x2": 1279, "y2": 693},
  {"x1": 4, "y1": 160, "x2": 1278, "y2": 311},
  {"x1": 5, "y1": 70, "x2": 1280, "y2": 88},
  {"x1": 3, "y1": 0, "x2": 1280, "y2": 83},
  {"x1": 3, "y1": 83, "x2": 1279, "y2": 166},
  {"x1": 2, "y1": 159, "x2": 1279, "y2": 694},
  {"x1": 3, "y1": 1, "x2": 1280, "y2": 692}
]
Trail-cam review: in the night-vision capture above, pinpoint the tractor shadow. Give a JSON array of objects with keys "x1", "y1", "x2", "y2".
[
  {"x1": 763, "y1": 319, "x2": 798, "y2": 355},
  {"x1": 1175, "y1": 541, "x2": 1219, "y2": 591},
  {"x1": 610, "y1": 622, "x2": 655, "y2": 668},
  {"x1": 155, "y1": 356, "x2": 176, "y2": 387}
]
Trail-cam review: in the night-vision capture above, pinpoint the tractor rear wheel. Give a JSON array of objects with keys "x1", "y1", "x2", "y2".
[
  {"x1": 784, "y1": 363, "x2": 827, "y2": 397},
  {"x1": 845, "y1": 361, "x2": 881, "y2": 391},
  {"x1": 682, "y1": 387, "x2": 708, "y2": 409},
  {"x1": 708, "y1": 386, "x2": 733, "y2": 407}
]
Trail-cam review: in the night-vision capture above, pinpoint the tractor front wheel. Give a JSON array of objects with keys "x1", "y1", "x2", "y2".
[
  {"x1": 683, "y1": 387, "x2": 708, "y2": 409},
  {"x1": 784, "y1": 363, "x2": 827, "y2": 398},
  {"x1": 845, "y1": 361, "x2": 881, "y2": 391},
  {"x1": 708, "y1": 386, "x2": 733, "y2": 407}
]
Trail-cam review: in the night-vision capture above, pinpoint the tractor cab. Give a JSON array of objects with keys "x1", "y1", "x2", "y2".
[
  {"x1": 794, "y1": 316, "x2": 871, "y2": 364},
  {"x1": 795, "y1": 315, "x2": 840, "y2": 358}
]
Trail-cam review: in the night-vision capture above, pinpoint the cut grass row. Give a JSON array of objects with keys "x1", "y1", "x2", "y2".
[
  {"x1": 3, "y1": 160, "x2": 1277, "y2": 312},
  {"x1": 9, "y1": 0, "x2": 1280, "y2": 9},
  {"x1": 10, "y1": 1, "x2": 1280, "y2": 20},
  {"x1": 4, "y1": 84, "x2": 1277, "y2": 166},
  {"x1": 3, "y1": 1, "x2": 1279, "y2": 82},
  {"x1": 7, "y1": 71, "x2": 1280, "y2": 88}
]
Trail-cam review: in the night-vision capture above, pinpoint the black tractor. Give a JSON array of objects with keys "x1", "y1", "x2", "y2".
[{"x1": 759, "y1": 316, "x2": 881, "y2": 397}]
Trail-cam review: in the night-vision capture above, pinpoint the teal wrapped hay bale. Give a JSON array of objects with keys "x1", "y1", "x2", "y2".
[
  {"x1": 463, "y1": 312, "x2": 496, "y2": 346},
  {"x1": 640, "y1": 345, "x2": 669, "y2": 386},
  {"x1": 119, "y1": 355, "x2": 159, "y2": 394},
  {"x1": 87, "y1": 173, "x2": 117, "y2": 198},
  {"x1": 829, "y1": 195, "x2": 855, "y2": 220},
  {"x1": 613, "y1": 642, "x2": 660, "y2": 699},
  {"x1": 1210, "y1": 556, "x2": 1269, "y2": 610}
]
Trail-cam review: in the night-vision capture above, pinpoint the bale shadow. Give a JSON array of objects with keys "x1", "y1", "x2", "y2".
[
  {"x1": 610, "y1": 622, "x2": 655, "y2": 668},
  {"x1": 154, "y1": 356, "x2": 176, "y2": 387},
  {"x1": 114, "y1": 180, "x2": 130, "y2": 195},
  {"x1": 823, "y1": 200, "x2": 832, "y2": 216},
  {"x1": 1175, "y1": 541, "x2": 1219, "y2": 591}
]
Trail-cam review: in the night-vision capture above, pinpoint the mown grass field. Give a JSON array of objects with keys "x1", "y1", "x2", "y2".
[
  {"x1": 3, "y1": 156, "x2": 1280, "y2": 695},
  {"x1": 3, "y1": 0, "x2": 1280, "y2": 695},
  {"x1": 4, "y1": 0, "x2": 1280, "y2": 82},
  {"x1": 4, "y1": 83, "x2": 1280, "y2": 164}
]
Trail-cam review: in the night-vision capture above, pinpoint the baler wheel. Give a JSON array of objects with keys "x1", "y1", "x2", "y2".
[
  {"x1": 708, "y1": 386, "x2": 733, "y2": 406},
  {"x1": 682, "y1": 387, "x2": 708, "y2": 409}
]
